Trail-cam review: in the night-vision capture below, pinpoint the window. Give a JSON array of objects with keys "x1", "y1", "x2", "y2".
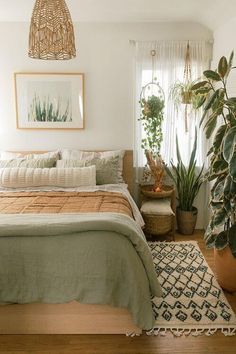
[{"x1": 135, "y1": 41, "x2": 211, "y2": 169}]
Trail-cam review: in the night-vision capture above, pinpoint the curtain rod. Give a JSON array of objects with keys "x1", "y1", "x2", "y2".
[{"x1": 129, "y1": 39, "x2": 214, "y2": 45}]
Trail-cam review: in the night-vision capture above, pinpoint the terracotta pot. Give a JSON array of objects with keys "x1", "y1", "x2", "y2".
[
  {"x1": 176, "y1": 207, "x2": 197, "y2": 235},
  {"x1": 214, "y1": 246, "x2": 236, "y2": 293}
]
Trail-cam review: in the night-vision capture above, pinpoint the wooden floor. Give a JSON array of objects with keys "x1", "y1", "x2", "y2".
[{"x1": 0, "y1": 230, "x2": 235, "y2": 354}]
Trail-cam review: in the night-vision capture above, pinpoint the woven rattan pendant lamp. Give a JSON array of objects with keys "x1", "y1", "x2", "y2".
[{"x1": 28, "y1": 0, "x2": 76, "y2": 60}]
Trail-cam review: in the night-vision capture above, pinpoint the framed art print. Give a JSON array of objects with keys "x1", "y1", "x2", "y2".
[{"x1": 14, "y1": 73, "x2": 84, "y2": 130}]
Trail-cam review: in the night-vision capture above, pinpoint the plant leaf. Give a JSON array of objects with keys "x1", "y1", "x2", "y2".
[
  {"x1": 214, "y1": 207, "x2": 227, "y2": 227},
  {"x1": 203, "y1": 70, "x2": 221, "y2": 81},
  {"x1": 207, "y1": 146, "x2": 214, "y2": 156},
  {"x1": 228, "y1": 224, "x2": 236, "y2": 258},
  {"x1": 229, "y1": 151, "x2": 236, "y2": 181},
  {"x1": 205, "y1": 114, "x2": 218, "y2": 139},
  {"x1": 223, "y1": 126, "x2": 236, "y2": 162},
  {"x1": 225, "y1": 97, "x2": 236, "y2": 108},
  {"x1": 213, "y1": 124, "x2": 227, "y2": 152},
  {"x1": 189, "y1": 128, "x2": 197, "y2": 168},
  {"x1": 226, "y1": 51, "x2": 234, "y2": 77},
  {"x1": 218, "y1": 56, "x2": 228, "y2": 78},
  {"x1": 191, "y1": 81, "x2": 209, "y2": 90},
  {"x1": 223, "y1": 175, "x2": 232, "y2": 196},
  {"x1": 215, "y1": 230, "x2": 228, "y2": 250},
  {"x1": 204, "y1": 90, "x2": 219, "y2": 111},
  {"x1": 212, "y1": 157, "x2": 228, "y2": 175}
]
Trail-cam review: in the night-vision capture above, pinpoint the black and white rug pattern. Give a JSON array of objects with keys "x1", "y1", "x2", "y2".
[{"x1": 149, "y1": 241, "x2": 236, "y2": 336}]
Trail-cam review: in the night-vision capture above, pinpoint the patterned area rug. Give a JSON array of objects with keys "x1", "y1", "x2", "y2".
[{"x1": 149, "y1": 241, "x2": 236, "y2": 337}]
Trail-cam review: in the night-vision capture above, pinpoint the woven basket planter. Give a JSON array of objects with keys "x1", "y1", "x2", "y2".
[
  {"x1": 176, "y1": 207, "x2": 198, "y2": 235},
  {"x1": 142, "y1": 213, "x2": 173, "y2": 236}
]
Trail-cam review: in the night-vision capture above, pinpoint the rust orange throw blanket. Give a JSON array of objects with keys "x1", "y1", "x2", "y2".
[{"x1": 0, "y1": 191, "x2": 133, "y2": 218}]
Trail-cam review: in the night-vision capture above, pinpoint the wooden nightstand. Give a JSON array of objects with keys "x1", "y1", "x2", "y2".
[{"x1": 140, "y1": 185, "x2": 176, "y2": 241}]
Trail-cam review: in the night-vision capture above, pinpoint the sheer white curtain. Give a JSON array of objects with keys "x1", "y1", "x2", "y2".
[{"x1": 134, "y1": 40, "x2": 212, "y2": 170}]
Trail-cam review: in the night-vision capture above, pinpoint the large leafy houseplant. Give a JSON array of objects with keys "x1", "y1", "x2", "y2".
[
  {"x1": 191, "y1": 51, "x2": 236, "y2": 258},
  {"x1": 139, "y1": 93, "x2": 165, "y2": 191},
  {"x1": 166, "y1": 130, "x2": 204, "y2": 234}
]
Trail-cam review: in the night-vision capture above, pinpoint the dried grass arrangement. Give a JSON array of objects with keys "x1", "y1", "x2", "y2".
[{"x1": 145, "y1": 151, "x2": 166, "y2": 192}]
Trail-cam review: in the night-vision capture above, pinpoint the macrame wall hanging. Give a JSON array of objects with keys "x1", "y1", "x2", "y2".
[
  {"x1": 169, "y1": 41, "x2": 199, "y2": 133},
  {"x1": 139, "y1": 50, "x2": 166, "y2": 192},
  {"x1": 183, "y1": 42, "x2": 192, "y2": 132},
  {"x1": 28, "y1": 0, "x2": 76, "y2": 60}
]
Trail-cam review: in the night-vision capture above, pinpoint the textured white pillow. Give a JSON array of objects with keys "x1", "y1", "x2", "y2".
[
  {"x1": 0, "y1": 166, "x2": 96, "y2": 188},
  {"x1": 141, "y1": 199, "x2": 174, "y2": 216},
  {"x1": 60, "y1": 149, "x2": 125, "y2": 183},
  {"x1": 0, "y1": 151, "x2": 59, "y2": 160}
]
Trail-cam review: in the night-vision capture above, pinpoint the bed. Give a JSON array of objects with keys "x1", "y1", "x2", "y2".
[{"x1": 0, "y1": 150, "x2": 162, "y2": 334}]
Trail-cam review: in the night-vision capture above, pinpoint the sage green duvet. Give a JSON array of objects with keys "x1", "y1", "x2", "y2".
[{"x1": 0, "y1": 212, "x2": 162, "y2": 330}]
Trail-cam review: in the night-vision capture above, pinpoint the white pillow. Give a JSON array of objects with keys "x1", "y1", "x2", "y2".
[
  {"x1": 0, "y1": 166, "x2": 96, "y2": 188},
  {"x1": 0, "y1": 151, "x2": 59, "y2": 160},
  {"x1": 60, "y1": 149, "x2": 125, "y2": 183}
]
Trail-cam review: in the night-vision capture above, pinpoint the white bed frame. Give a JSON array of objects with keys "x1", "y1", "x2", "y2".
[{"x1": 0, "y1": 150, "x2": 142, "y2": 335}]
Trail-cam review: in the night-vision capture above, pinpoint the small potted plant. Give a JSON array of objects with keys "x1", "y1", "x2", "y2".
[
  {"x1": 166, "y1": 129, "x2": 204, "y2": 234},
  {"x1": 170, "y1": 80, "x2": 194, "y2": 105},
  {"x1": 170, "y1": 79, "x2": 207, "y2": 108},
  {"x1": 191, "y1": 51, "x2": 236, "y2": 292}
]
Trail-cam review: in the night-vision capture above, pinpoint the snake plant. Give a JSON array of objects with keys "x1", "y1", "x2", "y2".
[
  {"x1": 191, "y1": 51, "x2": 236, "y2": 258},
  {"x1": 166, "y1": 129, "x2": 204, "y2": 211}
]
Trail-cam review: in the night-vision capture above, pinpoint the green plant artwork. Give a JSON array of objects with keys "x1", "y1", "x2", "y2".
[{"x1": 28, "y1": 94, "x2": 72, "y2": 122}]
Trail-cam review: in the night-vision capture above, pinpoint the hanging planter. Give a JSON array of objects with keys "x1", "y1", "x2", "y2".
[
  {"x1": 181, "y1": 90, "x2": 192, "y2": 104},
  {"x1": 139, "y1": 50, "x2": 166, "y2": 192},
  {"x1": 169, "y1": 42, "x2": 206, "y2": 132}
]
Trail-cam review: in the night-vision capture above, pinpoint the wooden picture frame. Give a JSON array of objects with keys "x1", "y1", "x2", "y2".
[{"x1": 14, "y1": 73, "x2": 84, "y2": 130}]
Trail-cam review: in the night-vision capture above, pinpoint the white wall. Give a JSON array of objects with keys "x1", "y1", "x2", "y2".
[
  {"x1": 213, "y1": 17, "x2": 236, "y2": 95},
  {"x1": 213, "y1": 16, "x2": 236, "y2": 65},
  {"x1": 0, "y1": 21, "x2": 212, "y2": 229},
  {"x1": 0, "y1": 21, "x2": 212, "y2": 151}
]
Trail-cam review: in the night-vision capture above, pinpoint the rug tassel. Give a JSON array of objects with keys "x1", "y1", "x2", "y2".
[
  {"x1": 160, "y1": 328, "x2": 167, "y2": 336},
  {"x1": 126, "y1": 332, "x2": 140, "y2": 337},
  {"x1": 171, "y1": 328, "x2": 184, "y2": 337},
  {"x1": 205, "y1": 329, "x2": 217, "y2": 336},
  {"x1": 146, "y1": 328, "x2": 155, "y2": 336},
  {"x1": 191, "y1": 329, "x2": 205, "y2": 337},
  {"x1": 154, "y1": 328, "x2": 161, "y2": 336},
  {"x1": 222, "y1": 328, "x2": 236, "y2": 336},
  {"x1": 146, "y1": 327, "x2": 236, "y2": 337},
  {"x1": 183, "y1": 329, "x2": 191, "y2": 336}
]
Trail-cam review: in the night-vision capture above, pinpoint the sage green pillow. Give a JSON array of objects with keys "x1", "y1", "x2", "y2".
[
  {"x1": 85, "y1": 156, "x2": 120, "y2": 185},
  {"x1": 56, "y1": 156, "x2": 120, "y2": 185},
  {"x1": 0, "y1": 158, "x2": 57, "y2": 168}
]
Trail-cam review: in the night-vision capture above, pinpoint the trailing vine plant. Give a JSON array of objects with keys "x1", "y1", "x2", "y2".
[
  {"x1": 139, "y1": 82, "x2": 165, "y2": 191},
  {"x1": 139, "y1": 94, "x2": 164, "y2": 156}
]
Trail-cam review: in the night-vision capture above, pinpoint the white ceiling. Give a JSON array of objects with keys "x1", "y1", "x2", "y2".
[{"x1": 0, "y1": 0, "x2": 235, "y2": 30}]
